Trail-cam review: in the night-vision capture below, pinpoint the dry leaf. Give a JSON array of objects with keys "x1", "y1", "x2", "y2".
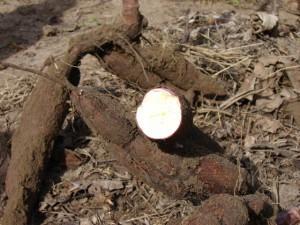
[
  {"x1": 258, "y1": 56, "x2": 280, "y2": 66},
  {"x1": 286, "y1": 69, "x2": 300, "y2": 94},
  {"x1": 238, "y1": 76, "x2": 256, "y2": 101},
  {"x1": 284, "y1": 102, "x2": 300, "y2": 127},
  {"x1": 256, "y1": 95, "x2": 283, "y2": 112},
  {"x1": 254, "y1": 62, "x2": 269, "y2": 79},
  {"x1": 259, "y1": 88, "x2": 274, "y2": 97},
  {"x1": 244, "y1": 135, "x2": 257, "y2": 149},
  {"x1": 255, "y1": 116, "x2": 281, "y2": 133},
  {"x1": 280, "y1": 88, "x2": 297, "y2": 100}
]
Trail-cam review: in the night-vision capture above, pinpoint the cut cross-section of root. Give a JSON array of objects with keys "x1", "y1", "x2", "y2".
[{"x1": 136, "y1": 88, "x2": 182, "y2": 139}]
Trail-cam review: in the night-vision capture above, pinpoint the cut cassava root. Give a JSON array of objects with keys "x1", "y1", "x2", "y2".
[
  {"x1": 136, "y1": 88, "x2": 191, "y2": 139},
  {"x1": 1, "y1": 1, "x2": 233, "y2": 224},
  {"x1": 70, "y1": 88, "x2": 253, "y2": 202}
]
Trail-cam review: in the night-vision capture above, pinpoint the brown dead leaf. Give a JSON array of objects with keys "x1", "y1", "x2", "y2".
[
  {"x1": 280, "y1": 88, "x2": 298, "y2": 100},
  {"x1": 244, "y1": 135, "x2": 257, "y2": 149},
  {"x1": 259, "y1": 88, "x2": 274, "y2": 97},
  {"x1": 254, "y1": 62, "x2": 269, "y2": 79},
  {"x1": 259, "y1": 56, "x2": 280, "y2": 67},
  {"x1": 255, "y1": 116, "x2": 281, "y2": 133},
  {"x1": 286, "y1": 68, "x2": 300, "y2": 93},
  {"x1": 256, "y1": 95, "x2": 284, "y2": 112},
  {"x1": 284, "y1": 101, "x2": 300, "y2": 127},
  {"x1": 238, "y1": 76, "x2": 256, "y2": 101}
]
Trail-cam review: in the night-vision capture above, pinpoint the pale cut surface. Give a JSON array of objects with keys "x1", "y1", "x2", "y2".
[{"x1": 136, "y1": 88, "x2": 182, "y2": 139}]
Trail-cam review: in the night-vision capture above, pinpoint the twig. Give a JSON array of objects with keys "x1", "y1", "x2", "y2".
[
  {"x1": 180, "y1": 9, "x2": 191, "y2": 44},
  {"x1": 197, "y1": 108, "x2": 233, "y2": 116},
  {"x1": 212, "y1": 57, "x2": 250, "y2": 78},
  {"x1": 266, "y1": 65, "x2": 300, "y2": 79},
  {"x1": 220, "y1": 42, "x2": 264, "y2": 52},
  {"x1": 220, "y1": 87, "x2": 267, "y2": 110},
  {"x1": 0, "y1": 61, "x2": 76, "y2": 91}
]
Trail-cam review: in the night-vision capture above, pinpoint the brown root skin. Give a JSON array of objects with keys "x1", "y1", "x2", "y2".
[
  {"x1": 2, "y1": 43, "x2": 89, "y2": 225},
  {"x1": 2, "y1": 22, "x2": 143, "y2": 225},
  {"x1": 179, "y1": 194, "x2": 249, "y2": 225},
  {"x1": 103, "y1": 50, "x2": 163, "y2": 89},
  {"x1": 1, "y1": 13, "x2": 225, "y2": 224},
  {"x1": 176, "y1": 194, "x2": 274, "y2": 225},
  {"x1": 103, "y1": 45, "x2": 227, "y2": 97},
  {"x1": 242, "y1": 193, "x2": 274, "y2": 218},
  {"x1": 140, "y1": 45, "x2": 227, "y2": 96},
  {"x1": 196, "y1": 154, "x2": 250, "y2": 195},
  {"x1": 3, "y1": 60, "x2": 70, "y2": 225},
  {"x1": 67, "y1": 14, "x2": 226, "y2": 100},
  {"x1": 70, "y1": 89, "x2": 253, "y2": 203}
]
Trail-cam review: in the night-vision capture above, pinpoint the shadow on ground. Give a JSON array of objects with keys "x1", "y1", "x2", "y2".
[{"x1": 0, "y1": 0, "x2": 76, "y2": 61}]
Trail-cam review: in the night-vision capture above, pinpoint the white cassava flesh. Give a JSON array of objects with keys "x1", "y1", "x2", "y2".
[{"x1": 136, "y1": 88, "x2": 182, "y2": 139}]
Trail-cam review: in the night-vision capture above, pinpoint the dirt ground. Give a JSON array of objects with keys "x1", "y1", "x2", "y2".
[{"x1": 0, "y1": 0, "x2": 300, "y2": 224}]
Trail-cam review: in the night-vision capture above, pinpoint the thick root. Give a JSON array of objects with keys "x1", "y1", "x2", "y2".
[{"x1": 71, "y1": 89, "x2": 252, "y2": 202}]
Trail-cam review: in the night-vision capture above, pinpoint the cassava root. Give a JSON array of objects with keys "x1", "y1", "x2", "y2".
[
  {"x1": 2, "y1": 1, "x2": 231, "y2": 224},
  {"x1": 2, "y1": 50, "x2": 77, "y2": 225},
  {"x1": 70, "y1": 88, "x2": 253, "y2": 202},
  {"x1": 173, "y1": 193, "x2": 274, "y2": 225},
  {"x1": 102, "y1": 44, "x2": 227, "y2": 98},
  {"x1": 2, "y1": 7, "x2": 146, "y2": 225}
]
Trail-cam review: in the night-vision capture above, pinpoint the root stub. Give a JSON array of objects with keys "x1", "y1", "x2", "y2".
[
  {"x1": 176, "y1": 194, "x2": 274, "y2": 225},
  {"x1": 178, "y1": 194, "x2": 273, "y2": 225},
  {"x1": 136, "y1": 88, "x2": 190, "y2": 139},
  {"x1": 174, "y1": 195, "x2": 248, "y2": 225}
]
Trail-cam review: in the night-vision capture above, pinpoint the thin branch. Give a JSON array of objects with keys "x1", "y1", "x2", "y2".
[{"x1": 0, "y1": 61, "x2": 76, "y2": 91}]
